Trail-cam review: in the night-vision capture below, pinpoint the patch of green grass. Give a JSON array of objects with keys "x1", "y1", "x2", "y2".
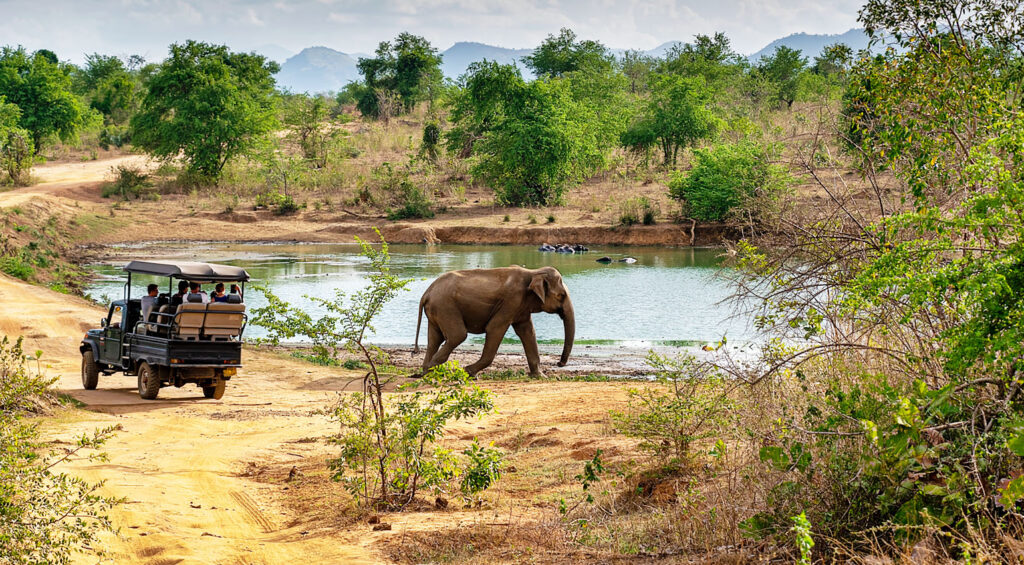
[
  {"x1": 290, "y1": 351, "x2": 339, "y2": 366},
  {"x1": 342, "y1": 359, "x2": 368, "y2": 370},
  {"x1": 54, "y1": 392, "x2": 86, "y2": 408}
]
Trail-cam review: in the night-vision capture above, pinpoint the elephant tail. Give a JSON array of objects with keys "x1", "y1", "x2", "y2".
[{"x1": 413, "y1": 297, "x2": 425, "y2": 353}]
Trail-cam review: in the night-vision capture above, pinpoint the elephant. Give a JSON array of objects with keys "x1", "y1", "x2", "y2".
[{"x1": 414, "y1": 266, "x2": 575, "y2": 377}]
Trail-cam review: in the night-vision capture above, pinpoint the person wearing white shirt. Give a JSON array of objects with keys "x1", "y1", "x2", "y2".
[
  {"x1": 188, "y1": 281, "x2": 211, "y2": 304},
  {"x1": 140, "y1": 284, "x2": 159, "y2": 332}
]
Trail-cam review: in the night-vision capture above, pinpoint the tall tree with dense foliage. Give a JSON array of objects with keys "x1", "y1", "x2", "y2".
[
  {"x1": 355, "y1": 32, "x2": 443, "y2": 118},
  {"x1": 130, "y1": 41, "x2": 279, "y2": 182},
  {"x1": 450, "y1": 62, "x2": 611, "y2": 206},
  {"x1": 621, "y1": 74, "x2": 720, "y2": 165},
  {"x1": 755, "y1": 45, "x2": 807, "y2": 108},
  {"x1": 659, "y1": 33, "x2": 745, "y2": 85},
  {"x1": 522, "y1": 28, "x2": 612, "y2": 78},
  {"x1": 0, "y1": 46, "x2": 84, "y2": 153}
]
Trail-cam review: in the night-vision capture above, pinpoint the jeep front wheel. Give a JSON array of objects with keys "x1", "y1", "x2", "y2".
[
  {"x1": 137, "y1": 362, "x2": 160, "y2": 400},
  {"x1": 81, "y1": 350, "x2": 99, "y2": 390}
]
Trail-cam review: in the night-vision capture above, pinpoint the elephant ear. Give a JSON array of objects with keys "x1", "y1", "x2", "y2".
[{"x1": 529, "y1": 274, "x2": 546, "y2": 303}]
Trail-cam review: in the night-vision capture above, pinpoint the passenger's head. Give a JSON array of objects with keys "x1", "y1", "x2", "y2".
[
  {"x1": 229, "y1": 284, "x2": 240, "y2": 294},
  {"x1": 189, "y1": 282, "x2": 200, "y2": 293},
  {"x1": 178, "y1": 280, "x2": 189, "y2": 294},
  {"x1": 215, "y1": 283, "x2": 224, "y2": 294},
  {"x1": 147, "y1": 284, "x2": 159, "y2": 296}
]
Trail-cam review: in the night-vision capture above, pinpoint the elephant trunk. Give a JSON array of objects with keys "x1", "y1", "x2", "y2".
[{"x1": 558, "y1": 297, "x2": 575, "y2": 367}]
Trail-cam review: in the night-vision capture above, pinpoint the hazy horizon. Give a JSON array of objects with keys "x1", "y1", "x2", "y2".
[{"x1": 1, "y1": 0, "x2": 863, "y2": 65}]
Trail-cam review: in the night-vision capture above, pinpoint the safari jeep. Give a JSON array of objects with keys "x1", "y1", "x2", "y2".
[{"x1": 80, "y1": 260, "x2": 249, "y2": 400}]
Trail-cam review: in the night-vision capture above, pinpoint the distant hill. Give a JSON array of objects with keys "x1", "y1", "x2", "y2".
[
  {"x1": 748, "y1": 29, "x2": 871, "y2": 63},
  {"x1": 252, "y1": 44, "x2": 294, "y2": 66},
  {"x1": 440, "y1": 42, "x2": 533, "y2": 79},
  {"x1": 274, "y1": 30, "x2": 875, "y2": 93},
  {"x1": 275, "y1": 46, "x2": 359, "y2": 94}
]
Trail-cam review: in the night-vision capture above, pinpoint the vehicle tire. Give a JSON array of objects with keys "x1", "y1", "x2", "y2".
[
  {"x1": 202, "y1": 380, "x2": 226, "y2": 400},
  {"x1": 137, "y1": 362, "x2": 160, "y2": 400},
  {"x1": 81, "y1": 350, "x2": 99, "y2": 390}
]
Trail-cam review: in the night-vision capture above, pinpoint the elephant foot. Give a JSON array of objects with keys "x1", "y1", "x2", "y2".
[{"x1": 529, "y1": 370, "x2": 546, "y2": 379}]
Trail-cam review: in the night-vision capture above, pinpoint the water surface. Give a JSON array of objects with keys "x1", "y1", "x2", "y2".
[{"x1": 85, "y1": 243, "x2": 754, "y2": 349}]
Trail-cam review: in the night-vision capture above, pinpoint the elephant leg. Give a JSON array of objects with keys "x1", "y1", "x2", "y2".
[
  {"x1": 512, "y1": 319, "x2": 544, "y2": 378},
  {"x1": 428, "y1": 323, "x2": 467, "y2": 369},
  {"x1": 421, "y1": 322, "x2": 445, "y2": 372},
  {"x1": 465, "y1": 323, "x2": 508, "y2": 376}
]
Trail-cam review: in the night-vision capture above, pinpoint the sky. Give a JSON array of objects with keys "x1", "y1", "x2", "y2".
[{"x1": 0, "y1": 0, "x2": 864, "y2": 64}]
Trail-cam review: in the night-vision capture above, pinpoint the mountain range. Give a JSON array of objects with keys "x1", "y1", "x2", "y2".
[{"x1": 271, "y1": 28, "x2": 872, "y2": 94}]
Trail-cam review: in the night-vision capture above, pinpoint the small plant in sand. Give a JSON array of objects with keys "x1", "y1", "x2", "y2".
[
  {"x1": 330, "y1": 361, "x2": 501, "y2": 509},
  {"x1": 250, "y1": 231, "x2": 503, "y2": 509}
]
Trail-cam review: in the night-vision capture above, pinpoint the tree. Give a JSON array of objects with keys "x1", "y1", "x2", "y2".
[
  {"x1": 472, "y1": 74, "x2": 605, "y2": 206},
  {"x1": 356, "y1": 32, "x2": 443, "y2": 118},
  {"x1": 282, "y1": 94, "x2": 339, "y2": 168},
  {"x1": 0, "y1": 97, "x2": 33, "y2": 185},
  {"x1": 0, "y1": 47, "x2": 84, "y2": 153},
  {"x1": 619, "y1": 50, "x2": 655, "y2": 93},
  {"x1": 74, "y1": 53, "x2": 125, "y2": 94},
  {"x1": 444, "y1": 60, "x2": 525, "y2": 158},
  {"x1": 660, "y1": 32, "x2": 744, "y2": 84},
  {"x1": 130, "y1": 41, "x2": 279, "y2": 182},
  {"x1": 522, "y1": 28, "x2": 612, "y2": 78},
  {"x1": 812, "y1": 43, "x2": 853, "y2": 76},
  {"x1": 621, "y1": 74, "x2": 720, "y2": 165},
  {"x1": 756, "y1": 45, "x2": 807, "y2": 108}
]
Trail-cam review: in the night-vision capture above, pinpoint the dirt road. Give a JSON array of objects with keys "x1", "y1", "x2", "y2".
[{"x1": 2, "y1": 156, "x2": 640, "y2": 564}]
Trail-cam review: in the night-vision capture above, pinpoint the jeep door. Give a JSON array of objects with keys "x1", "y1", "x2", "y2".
[{"x1": 99, "y1": 303, "x2": 125, "y2": 366}]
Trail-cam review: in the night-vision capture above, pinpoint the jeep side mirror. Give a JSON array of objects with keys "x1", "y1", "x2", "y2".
[{"x1": 100, "y1": 318, "x2": 108, "y2": 328}]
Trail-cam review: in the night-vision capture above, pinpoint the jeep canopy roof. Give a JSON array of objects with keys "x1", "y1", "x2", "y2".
[{"x1": 123, "y1": 260, "x2": 250, "y2": 282}]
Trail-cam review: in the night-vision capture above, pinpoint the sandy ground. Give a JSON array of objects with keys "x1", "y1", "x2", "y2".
[
  {"x1": 2, "y1": 156, "x2": 651, "y2": 564},
  {"x1": 4, "y1": 270, "x2": 638, "y2": 564}
]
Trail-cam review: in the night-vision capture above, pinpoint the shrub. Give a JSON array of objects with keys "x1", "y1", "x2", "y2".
[
  {"x1": 97, "y1": 126, "x2": 129, "y2": 150},
  {"x1": 0, "y1": 336, "x2": 120, "y2": 565},
  {"x1": 371, "y1": 162, "x2": 433, "y2": 220},
  {"x1": 254, "y1": 190, "x2": 302, "y2": 215},
  {"x1": 331, "y1": 361, "x2": 500, "y2": 508},
  {"x1": 618, "y1": 196, "x2": 660, "y2": 226},
  {"x1": 0, "y1": 127, "x2": 33, "y2": 186},
  {"x1": 420, "y1": 120, "x2": 440, "y2": 162},
  {"x1": 611, "y1": 352, "x2": 734, "y2": 465},
  {"x1": 0, "y1": 253, "x2": 35, "y2": 281},
  {"x1": 668, "y1": 141, "x2": 791, "y2": 222},
  {"x1": 101, "y1": 164, "x2": 150, "y2": 199}
]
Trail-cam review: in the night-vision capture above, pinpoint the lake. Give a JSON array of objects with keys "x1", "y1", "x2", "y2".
[{"x1": 84, "y1": 243, "x2": 755, "y2": 350}]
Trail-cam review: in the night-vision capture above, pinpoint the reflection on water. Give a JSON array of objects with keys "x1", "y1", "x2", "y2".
[{"x1": 84, "y1": 243, "x2": 755, "y2": 347}]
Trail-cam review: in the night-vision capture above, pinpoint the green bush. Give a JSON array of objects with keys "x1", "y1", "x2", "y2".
[
  {"x1": 0, "y1": 253, "x2": 35, "y2": 281},
  {"x1": 611, "y1": 352, "x2": 734, "y2": 465},
  {"x1": 668, "y1": 141, "x2": 791, "y2": 221},
  {"x1": 0, "y1": 336, "x2": 119, "y2": 565},
  {"x1": 101, "y1": 164, "x2": 150, "y2": 199},
  {"x1": 618, "y1": 196, "x2": 660, "y2": 226},
  {"x1": 371, "y1": 162, "x2": 433, "y2": 220},
  {"x1": 97, "y1": 126, "x2": 129, "y2": 150},
  {"x1": 254, "y1": 190, "x2": 302, "y2": 215},
  {"x1": 331, "y1": 361, "x2": 500, "y2": 508}
]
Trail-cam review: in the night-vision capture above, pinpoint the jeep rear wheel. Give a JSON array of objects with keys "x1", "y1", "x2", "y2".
[
  {"x1": 202, "y1": 379, "x2": 226, "y2": 400},
  {"x1": 137, "y1": 362, "x2": 160, "y2": 400},
  {"x1": 81, "y1": 350, "x2": 99, "y2": 390}
]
